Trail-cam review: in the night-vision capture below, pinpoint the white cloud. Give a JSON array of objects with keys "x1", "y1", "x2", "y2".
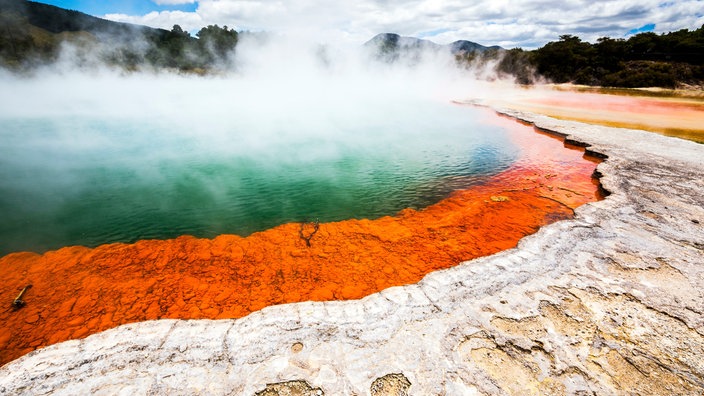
[
  {"x1": 105, "y1": 11, "x2": 204, "y2": 33},
  {"x1": 102, "y1": 0, "x2": 704, "y2": 48}
]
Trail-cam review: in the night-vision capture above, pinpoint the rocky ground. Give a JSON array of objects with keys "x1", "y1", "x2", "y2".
[{"x1": 1, "y1": 108, "x2": 703, "y2": 395}]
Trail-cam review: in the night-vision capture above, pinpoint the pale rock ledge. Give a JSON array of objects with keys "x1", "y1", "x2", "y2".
[{"x1": 1, "y1": 109, "x2": 703, "y2": 395}]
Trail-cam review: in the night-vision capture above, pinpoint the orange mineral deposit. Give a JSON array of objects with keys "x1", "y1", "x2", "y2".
[{"x1": 0, "y1": 114, "x2": 602, "y2": 366}]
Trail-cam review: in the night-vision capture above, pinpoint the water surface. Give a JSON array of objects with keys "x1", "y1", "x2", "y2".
[{"x1": 0, "y1": 102, "x2": 518, "y2": 255}]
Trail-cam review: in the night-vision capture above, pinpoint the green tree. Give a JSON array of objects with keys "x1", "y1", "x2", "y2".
[
  {"x1": 625, "y1": 32, "x2": 659, "y2": 60},
  {"x1": 145, "y1": 24, "x2": 203, "y2": 70},
  {"x1": 595, "y1": 37, "x2": 626, "y2": 73},
  {"x1": 533, "y1": 35, "x2": 596, "y2": 83},
  {"x1": 196, "y1": 24, "x2": 238, "y2": 62},
  {"x1": 496, "y1": 48, "x2": 535, "y2": 84}
]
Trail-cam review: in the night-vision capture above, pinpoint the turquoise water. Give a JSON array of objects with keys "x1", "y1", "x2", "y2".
[{"x1": 0, "y1": 103, "x2": 519, "y2": 255}]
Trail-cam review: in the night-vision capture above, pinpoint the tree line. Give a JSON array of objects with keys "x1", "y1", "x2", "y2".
[
  {"x1": 0, "y1": 0, "x2": 238, "y2": 72},
  {"x1": 465, "y1": 25, "x2": 704, "y2": 88},
  {"x1": 136, "y1": 24, "x2": 239, "y2": 72},
  {"x1": 1, "y1": 18, "x2": 238, "y2": 73}
]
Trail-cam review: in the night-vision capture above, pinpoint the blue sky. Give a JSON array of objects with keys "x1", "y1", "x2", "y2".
[
  {"x1": 38, "y1": 0, "x2": 197, "y2": 16},
  {"x1": 627, "y1": 23, "x2": 657, "y2": 35},
  {"x1": 32, "y1": 0, "x2": 704, "y2": 49}
]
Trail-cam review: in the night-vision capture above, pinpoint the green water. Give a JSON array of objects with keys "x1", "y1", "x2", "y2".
[{"x1": 0, "y1": 104, "x2": 518, "y2": 255}]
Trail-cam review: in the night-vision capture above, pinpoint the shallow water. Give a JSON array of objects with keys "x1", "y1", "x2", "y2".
[
  {"x1": 483, "y1": 85, "x2": 704, "y2": 143},
  {"x1": 0, "y1": 103, "x2": 518, "y2": 255}
]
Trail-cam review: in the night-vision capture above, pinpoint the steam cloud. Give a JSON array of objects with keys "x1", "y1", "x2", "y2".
[{"x1": 0, "y1": 35, "x2": 520, "y2": 254}]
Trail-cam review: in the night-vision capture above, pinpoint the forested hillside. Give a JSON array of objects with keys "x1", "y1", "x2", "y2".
[
  {"x1": 530, "y1": 27, "x2": 704, "y2": 87},
  {"x1": 475, "y1": 26, "x2": 704, "y2": 87},
  {"x1": 0, "y1": 0, "x2": 238, "y2": 72}
]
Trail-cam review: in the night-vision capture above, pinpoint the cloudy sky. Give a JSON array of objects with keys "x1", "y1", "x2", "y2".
[{"x1": 39, "y1": 0, "x2": 704, "y2": 48}]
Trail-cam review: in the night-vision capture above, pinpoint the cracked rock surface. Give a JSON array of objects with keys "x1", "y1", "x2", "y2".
[{"x1": 1, "y1": 110, "x2": 703, "y2": 395}]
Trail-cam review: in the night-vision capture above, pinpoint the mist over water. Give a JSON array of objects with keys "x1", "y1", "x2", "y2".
[{"x1": 0, "y1": 39, "x2": 520, "y2": 255}]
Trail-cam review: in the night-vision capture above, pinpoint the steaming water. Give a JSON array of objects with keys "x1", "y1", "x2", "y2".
[{"x1": 0, "y1": 71, "x2": 519, "y2": 256}]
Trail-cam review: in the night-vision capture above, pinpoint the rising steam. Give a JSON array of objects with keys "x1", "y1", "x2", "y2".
[{"x1": 0, "y1": 34, "x2": 524, "y2": 255}]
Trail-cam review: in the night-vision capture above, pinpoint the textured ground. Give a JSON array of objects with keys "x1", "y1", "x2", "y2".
[{"x1": 1, "y1": 108, "x2": 703, "y2": 395}]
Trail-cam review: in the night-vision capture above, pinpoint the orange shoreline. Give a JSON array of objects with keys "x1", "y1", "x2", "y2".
[
  {"x1": 0, "y1": 113, "x2": 602, "y2": 366},
  {"x1": 483, "y1": 85, "x2": 704, "y2": 143}
]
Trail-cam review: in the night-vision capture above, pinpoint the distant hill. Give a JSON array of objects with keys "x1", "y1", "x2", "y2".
[
  {"x1": 364, "y1": 33, "x2": 502, "y2": 62},
  {"x1": 365, "y1": 33, "x2": 441, "y2": 51},
  {"x1": 0, "y1": 0, "x2": 159, "y2": 35},
  {"x1": 0, "y1": 0, "x2": 238, "y2": 72},
  {"x1": 449, "y1": 40, "x2": 502, "y2": 54}
]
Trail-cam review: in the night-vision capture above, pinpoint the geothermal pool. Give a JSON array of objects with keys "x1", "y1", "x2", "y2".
[
  {"x1": 0, "y1": 82, "x2": 517, "y2": 256},
  {"x1": 0, "y1": 72, "x2": 601, "y2": 366}
]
